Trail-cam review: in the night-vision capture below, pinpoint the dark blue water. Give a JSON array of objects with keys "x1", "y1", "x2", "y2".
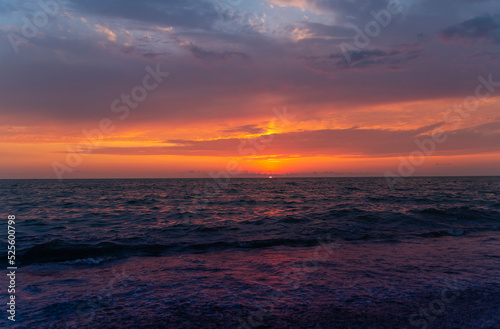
[{"x1": 1, "y1": 177, "x2": 499, "y2": 328}]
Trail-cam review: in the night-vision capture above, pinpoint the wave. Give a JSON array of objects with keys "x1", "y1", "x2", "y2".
[
  {"x1": 411, "y1": 206, "x2": 500, "y2": 221},
  {"x1": 416, "y1": 230, "x2": 466, "y2": 238},
  {"x1": 60, "y1": 257, "x2": 108, "y2": 265},
  {"x1": 18, "y1": 222, "x2": 477, "y2": 266},
  {"x1": 17, "y1": 237, "x2": 333, "y2": 265}
]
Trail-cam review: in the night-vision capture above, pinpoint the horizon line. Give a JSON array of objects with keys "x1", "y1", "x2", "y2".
[{"x1": 1, "y1": 175, "x2": 499, "y2": 180}]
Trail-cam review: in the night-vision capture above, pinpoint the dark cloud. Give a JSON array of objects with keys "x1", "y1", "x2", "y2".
[
  {"x1": 338, "y1": 48, "x2": 393, "y2": 64},
  {"x1": 187, "y1": 44, "x2": 250, "y2": 61},
  {"x1": 440, "y1": 14, "x2": 500, "y2": 44},
  {"x1": 469, "y1": 50, "x2": 500, "y2": 61},
  {"x1": 219, "y1": 124, "x2": 266, "y2": 134},
  {"x1": 67, "y1": 0, "x2": 221, "y2": 29},
  {"x1": 295, "y1": 22, "x2": 353, "y2": 38},
  {"x1": 298, "y1": 0, "x2": 399, "y2": 22},
  {"x1": 302, "y1": 44, "x2": 424, "y2": 71}
]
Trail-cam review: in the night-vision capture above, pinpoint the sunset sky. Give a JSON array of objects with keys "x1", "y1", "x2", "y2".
[{"x1": 1, "y1": 0, "x2": 500, "y2": 179}]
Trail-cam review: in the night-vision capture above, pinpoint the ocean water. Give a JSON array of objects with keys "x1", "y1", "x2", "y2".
[{"x1": 1, "y1": 177, "x2": 499, "y2": 328}]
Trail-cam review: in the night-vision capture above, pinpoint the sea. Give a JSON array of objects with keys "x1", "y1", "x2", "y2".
[{"x1": 1, "y1": 177, "x2": 499, "y2": 328}]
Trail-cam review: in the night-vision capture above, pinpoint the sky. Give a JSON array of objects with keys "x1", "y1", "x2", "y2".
[{"x1": 1, "y1": 0, "x2": 500, "y2": 179}]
